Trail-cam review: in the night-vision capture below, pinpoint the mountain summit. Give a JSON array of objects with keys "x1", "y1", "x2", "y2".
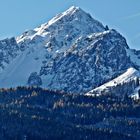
[
  {"x1": 17, "y1": 6, "x2": 105, "y2": 46},
  {"x1": 0, "y1": 6, "x2": 140, "y2": 96}
]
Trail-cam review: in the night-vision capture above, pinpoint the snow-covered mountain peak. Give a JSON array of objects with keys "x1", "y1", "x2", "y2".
[
  {"x1": 17, "y1": 6, "x2": 105, "y2": 45},
  {"x1": 36, "y1": 6, "x2": 105, "y2": 34},
  {"x1": 0, "y1": 6, "x2": 140, "y2": 97},
  {"x1": 59, "y1": 6, "x2": 81, "y2": 16},
  {"x1": 66, "y1": 6, "x2": 80, "y2": 11}
]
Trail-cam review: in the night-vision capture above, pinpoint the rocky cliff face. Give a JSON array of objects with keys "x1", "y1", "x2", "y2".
[
  {"x1": 39, "y1": 29, "x2": 133, "y2": 93},
  {"x1": 0, "y1": 6, "x2": 140, "y2": 95},
  {"x1": 0, "y1": 37, "x2": 19, "y2": 73}
]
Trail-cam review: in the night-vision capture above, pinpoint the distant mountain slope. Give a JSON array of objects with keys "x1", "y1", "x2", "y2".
[
  {"x1": 126, "y1": 48, "x2": 140, "y2": 69},
  {"x1": 86, "y1": 68, "x2": 140, "y2": 98},
  {"x1": 0, "y1": 6, "x2": 140, "y2": 95}
]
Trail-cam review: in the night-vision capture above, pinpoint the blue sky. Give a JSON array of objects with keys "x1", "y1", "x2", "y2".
[{"x1": 0, "y1": 0, "x2": 140, "y2": 49}]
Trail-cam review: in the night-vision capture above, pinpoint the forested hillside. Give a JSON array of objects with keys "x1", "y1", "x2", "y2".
[{"x1": 0, "y1": 87, "x2": 139, "y2": 140}]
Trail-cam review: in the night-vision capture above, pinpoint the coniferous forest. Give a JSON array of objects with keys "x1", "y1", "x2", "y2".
[{"x1": 0, "y1": 87, "x2": 139, "y2": 140}]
